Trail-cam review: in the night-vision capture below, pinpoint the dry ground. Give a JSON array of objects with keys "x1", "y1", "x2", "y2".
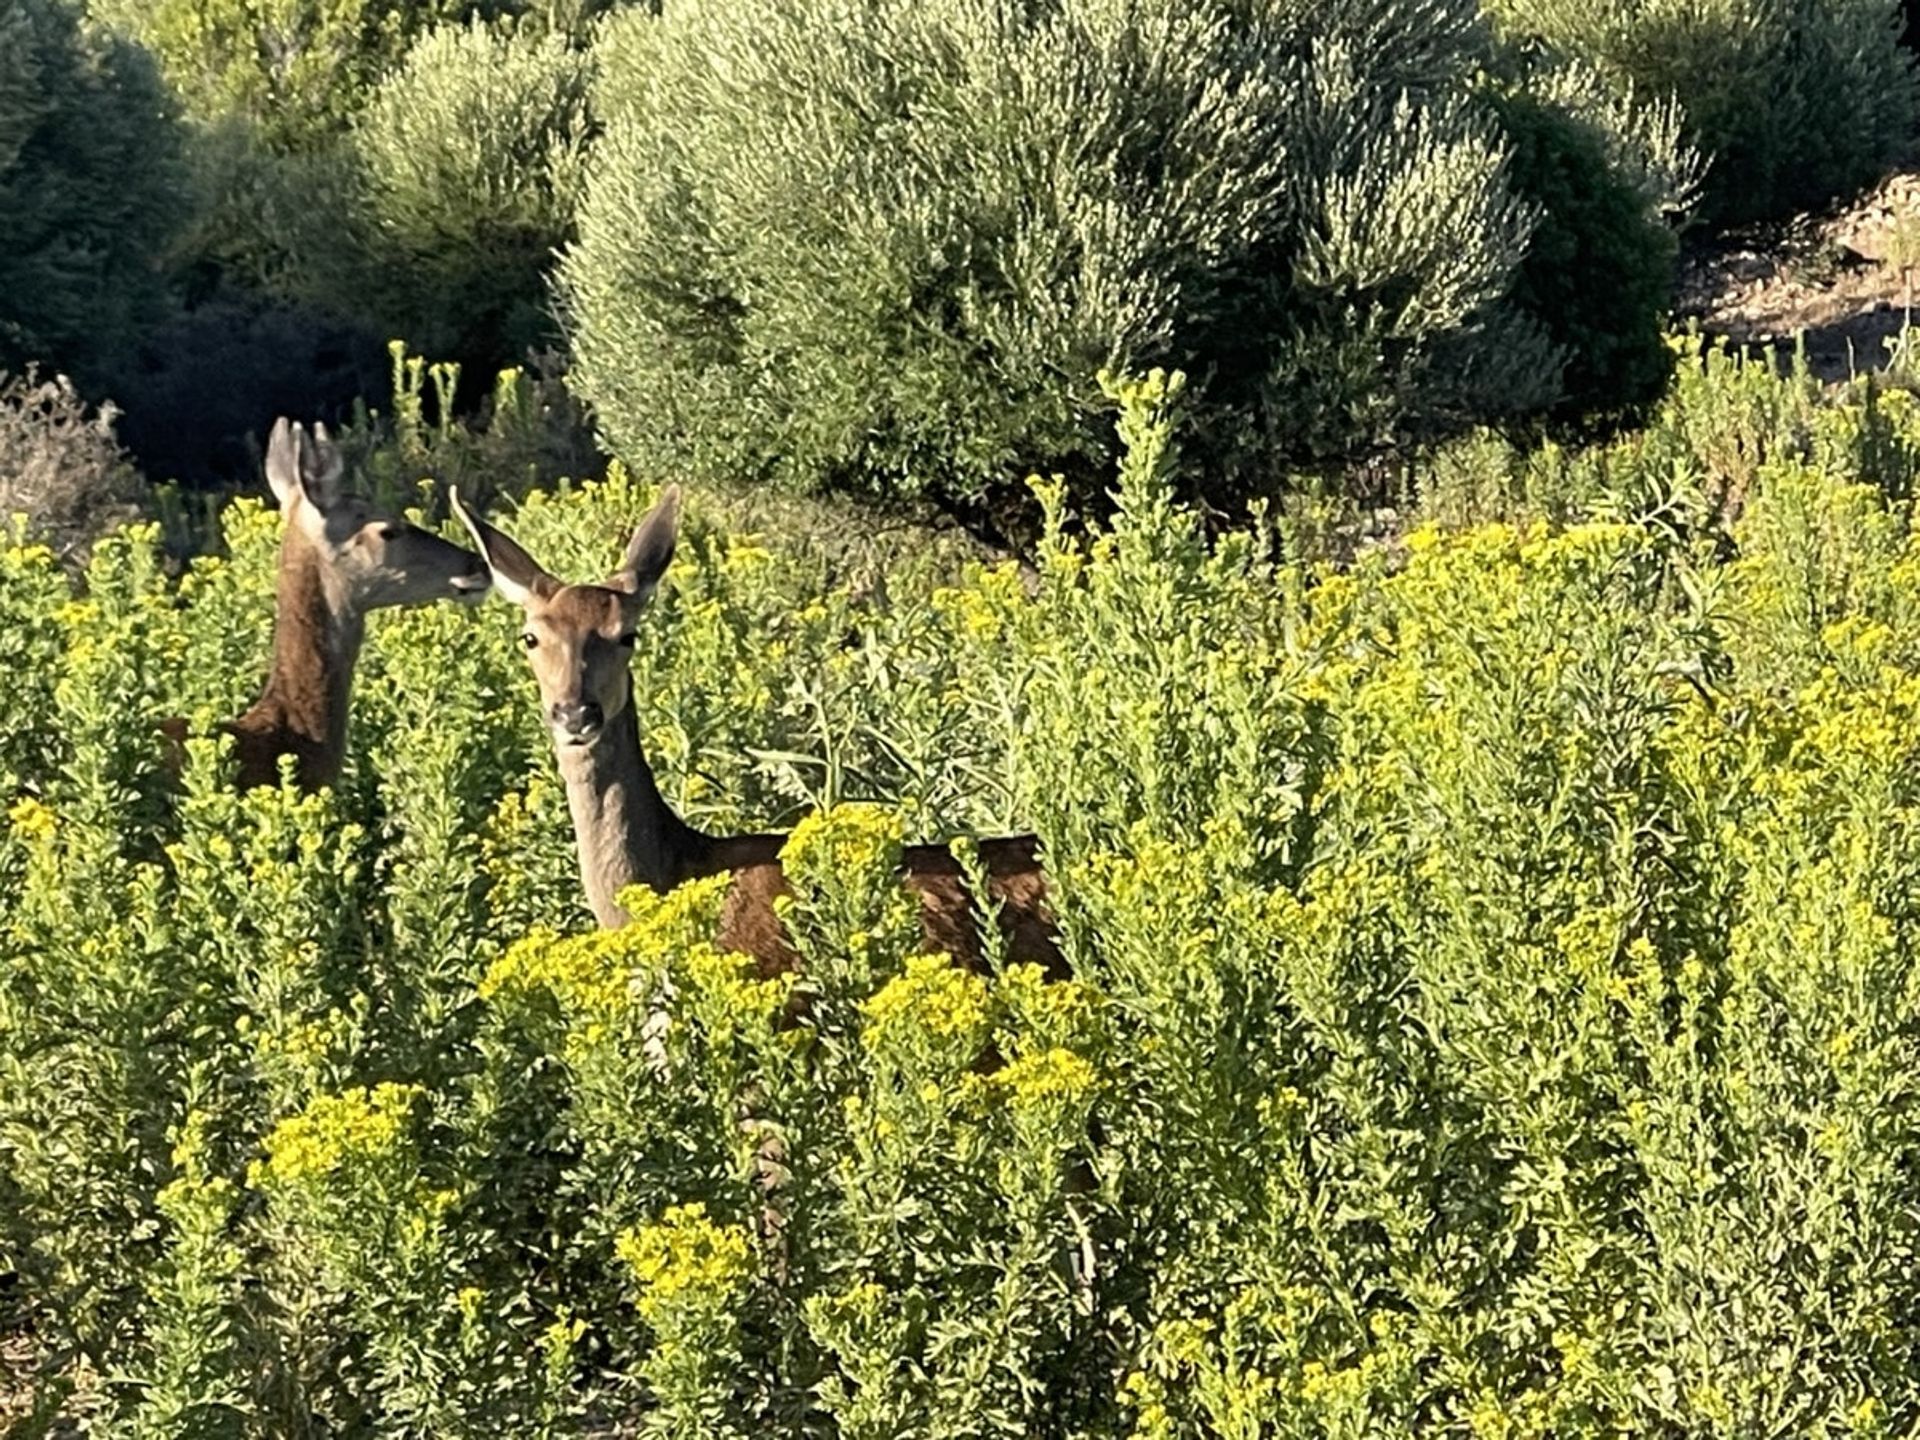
[{"x1": 1676, "y1": 167, "x2": 1920, "y2": 380}]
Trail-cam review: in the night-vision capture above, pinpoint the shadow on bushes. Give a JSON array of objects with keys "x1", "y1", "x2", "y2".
[{"x1": 107, "y1": 288, "x2": 389, "y2": 490}]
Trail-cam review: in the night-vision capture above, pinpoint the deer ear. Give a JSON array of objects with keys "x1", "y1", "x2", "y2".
[
  {"x1": 611, "y1": 485, "x2": 680, "y2": 605},
  {"x1": 449, "y1": 487, "x2": 557, "y2": 607},
  {"x1": 264, "y1": 417, "x2": 305, "y2": 510},
  {"x1": 265, "y1": 417, "x2": 346, "y2": 521},
  {"x1": 301, "y1": 421, "x2": 346, "y2": 510}
]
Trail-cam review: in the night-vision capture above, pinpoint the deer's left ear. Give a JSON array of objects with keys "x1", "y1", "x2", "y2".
[
  {"x1": 611, "y1": 485, "x2": 680, "y2": 607},
  {"x1": 264, "y1": 417, "x2": 311, "y2": 512},
  {"x1": 300, "y1": 422, "x2": 346, "y2": 511}
]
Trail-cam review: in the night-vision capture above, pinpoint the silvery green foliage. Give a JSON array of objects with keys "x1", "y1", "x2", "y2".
[
  {"x1": 1487, "y1": 0, "x2": 1915, "y2": 223},
  {"x1": 345, "y1": 18, "x2": 596, "y2": 373},
  {"x1": 84, "y1": 0, "x2": 470, "y2": 151},
  {"x1": 1517, "y1": 54, "x2": 1704, "y2": 218},
  {"x1": 561, "y1": 0, "x2": 1562, "y2": 514}
]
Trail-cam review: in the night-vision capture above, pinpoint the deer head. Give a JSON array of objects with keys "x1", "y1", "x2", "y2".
[
  {"x1": 265, "y1": 417, "x2": 489, "y2": 611},
  {"x1": 449, "y1": 484, "x2": 680, "y2": 747}
]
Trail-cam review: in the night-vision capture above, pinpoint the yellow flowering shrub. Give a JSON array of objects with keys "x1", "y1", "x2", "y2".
[
  {"x1": 250, "y1": 1082, "x2": 425, "y2": 1190},
  {"x1": 859, "y1": 953, "x2": 993, "y2": 1063},
  {"x1": 777, "y1": 802, "x2": 920, "y2": 1001},
  {"x1": 18, "y1": 351, "x2": 1920, "y2": 1434},
  {"x1": 6, "y1": 795, "x2": 56, "y2": 843},
  {"x1": 615, "y1": 1201, "x2": 753, "y2": 1322},
  {"x1": 613, "y1": 1202, "x2": 756, "y2": 1434}
]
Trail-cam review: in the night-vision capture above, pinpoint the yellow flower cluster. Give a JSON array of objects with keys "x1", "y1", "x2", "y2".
[
  {"x1": 933, "y1": 559, "x2": 1027, "y2": 643},
  {"x1": 480, "y1": 926, "x2": 632, "y2": 1017},
  {"x1": 989, "y1": 1046, "x2": 1098, "y2": 1111},
  {"x1": 250, "y1": 1082, "x2": 423, "y2": 1189},
  {"x1": 1116, "y1": 1369, "x2": 1175, "y2": 1436},
  {"x1": 1087, "y1": 836, "x2": 1211, "y2": 929},
  {"x1": 254, "y1": 1015, "x2": 336, "y2": 1067},
  {"x1": 6, "y1": 796, "x2": 56, "y2": 842},
  {"x1": 2, "y1": 540, "x2": 54, "y2": 572},
  {"x1": 53, "y1": 599, "x2": 99, "y2": 630},
  {"x1": 614, "y1": 1201, "x2": 753, "y2": 1318},
  {"x1": 480, "y1": 780, "x2": 552, "y2": 876},
  {"x1": 1258, "y1": 1085, "x2": 1306, "y2": 1132},
  {"x1": 684, "y1": 943, "x2": 792, "y2": 1036},
  {"x1": 1821, "y1": 615, "x2": 1896, "y2": 667},
  {"x1": 812, "y1": 1279, "x2": 887, "y2": 1327},
  {"x1": 1518, "y1": 520, "x2": 1641, "y2": 569},
  {"x1": 998, "y1": 962, "x2": 1101, "y2": 1050},
  {"x1": 1793, "y1": 672, "x2": 1920, "y2": 771},
  {"x1": 484, "y1": 878, "x2": 778, "y2": 1063},
  {"x1": 781, "y1": 802, "x2": 906, "y2": 879},
  {"x1": 861, "y1": 954, "x2": 993, "y2": 1052},
  {"x1": 1379, "y1": 522, "x2": 1644, "y2": 663}
]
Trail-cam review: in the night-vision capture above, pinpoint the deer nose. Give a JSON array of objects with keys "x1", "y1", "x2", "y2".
[{"x1": 552, "y1": 701, "x2": 604, "y2": 742}]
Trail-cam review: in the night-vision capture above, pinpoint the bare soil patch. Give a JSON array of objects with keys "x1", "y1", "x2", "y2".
[{"x1": 1676, "y1": 167, "x2": 1920, "y2": 380}]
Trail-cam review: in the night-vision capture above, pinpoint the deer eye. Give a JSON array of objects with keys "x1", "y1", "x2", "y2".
[
  {"x1": 521, "y1": 632, "x2": 538, "y2": 650},
  {"x1": 617, "y1": 633, "x2": 637, "y2": 649},
  {"x1": 378, "y1": 524, "x2": 404, "y2": 541}
]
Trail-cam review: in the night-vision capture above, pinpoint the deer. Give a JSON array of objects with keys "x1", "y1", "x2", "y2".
[
  {"x1": 451, "y1": 486, "x2": 1080, "y2": 1277},
  {"x1": 162, "y1": 417, "x2": 490, "y2": 790},
  {"x1": 447, "y1": 485, "x2": 1059, "y2": 976}
]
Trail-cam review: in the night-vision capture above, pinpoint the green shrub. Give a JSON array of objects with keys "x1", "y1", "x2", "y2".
[
  {"x1": 341, "y1": 19, "x2": 594, "y2": 377},
  {"x1": 1488, "y1": 71, "x2": 1688, "y2": 418},
  {"x1": 562, "y1": 0, "x2": 1572, "y2": 522},
  {"x1": 88, "y1": 0, "x2": 471, "y2": 150},
  {"x1": 1487, "y1": 0, "x2": 1916, "y2": 224},
  {"x1": 491, "y1": 0, "x2": 621, "y2": 37},
  {"x1": 0, "y1": 0, "x2": 183, "y2": 387}
]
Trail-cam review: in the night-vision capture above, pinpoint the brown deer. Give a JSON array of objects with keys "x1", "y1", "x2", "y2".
[
  {"x1": 163, "y1": 418, "x2": 490, "y2": 790},
  {"x1": 448, "y1": 485, "x2": 1058, "y2": 974}
]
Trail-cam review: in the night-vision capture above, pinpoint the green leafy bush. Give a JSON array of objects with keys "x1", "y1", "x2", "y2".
[
  {"x1": 1488, "y1": 67, "x2": 1691, "y2": 417},
  {"x1": 0, "y1": 0, "x2": 183, "y2": 387},
  {"x1": 341, "y1": 19, "x2": 595, "y2": 377},
  {"x1": 87, "y1": 0, "x2": 471, "y2": 150},
  {"x1": 563, "y1": 0, "x2": 1575, "y2": 521},
  {"x1": 1487, "y1": 0, "x2": 1917, "y2": 224}
]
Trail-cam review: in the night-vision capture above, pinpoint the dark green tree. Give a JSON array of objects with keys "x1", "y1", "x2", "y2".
[
  {"x1": 0, "y1": 0, "x2": 184, "y2": 386},
  {"x1": 1490, "y1": 67, "x2": 1691, "y2": 418}
]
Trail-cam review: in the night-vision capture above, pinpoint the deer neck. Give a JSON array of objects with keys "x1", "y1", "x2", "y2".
[
  {"x1": 554, "y1": 702, "x2": 710, "y2": 929},
  {"x1": 240, "y1": 536, "x2": 363, "y2": 785}
]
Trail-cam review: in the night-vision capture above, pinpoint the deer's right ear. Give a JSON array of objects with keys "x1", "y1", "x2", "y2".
[{"x1": 449, "y1": 487, "x2": 557, "y2": 607}]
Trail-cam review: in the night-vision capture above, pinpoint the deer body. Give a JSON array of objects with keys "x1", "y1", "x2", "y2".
[
  {"x1": 220, "y1": 539, "x2": 365, "y2": 790},
  {"x1": 163, "y1": 418, "x2": 487, "y2": 790},
  {"x1": 452, "y1": 487, "x2": 1058, "y2": 974}
]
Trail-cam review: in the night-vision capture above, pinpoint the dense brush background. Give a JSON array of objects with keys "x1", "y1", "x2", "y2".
[{"x1": 8, "y1": 0, "x2": 1920, "y2": 1434}]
